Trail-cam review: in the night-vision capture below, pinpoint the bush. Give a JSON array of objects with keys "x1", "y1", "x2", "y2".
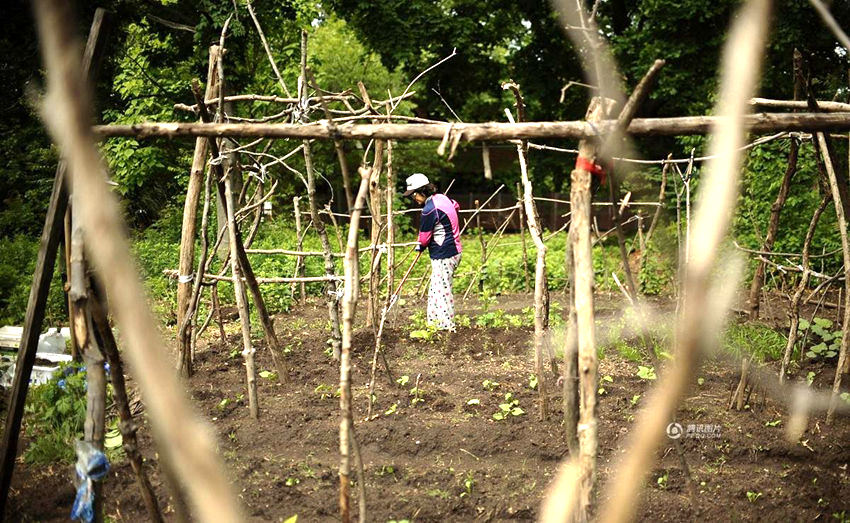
[
  {"x1": 0, "y1": 235, "x2": 66, "y2": 327},
  {"x1": 23, "y1": 362, "x2": 91, "y2": 464}
]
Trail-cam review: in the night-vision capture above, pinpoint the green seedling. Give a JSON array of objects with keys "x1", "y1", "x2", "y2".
[
  {"x1": 765, "y1": 419, "x2": 781, "y2": 427},
  {"x1": 409, "y1": 387, "x2": 425, "y2": 405},
  {"x1": 630, "y1": 394, "x2": 641, "y2": 406},
  {"x1": 528, "y1": 374, "x2": 539, "y2": 390},
  {"x1": 460, "y1": 471, "x2": 475, "y2": 497},
  {"x1": 396, "y1": 375, "x2": 410, "y2": 387},
  {"x1": 637, "y1": 365, "x2": 657, "y2": 380},
  {"x1": 259, "y1": 370, "x2": 277, "y2": 380},
  {"x1": 285, "y1": 477, "x2": 300, "y2": 487},
  {"x1": 217, "y1": 398, "x2": 230, "y2": 411},
  {"x1": 314, "y1": 383, "x2": 334, "y2": 400},
  {"x1": 746, "y1": 491, "x2": 762, "y2": 503},
  {"x1": 482, "y1": 379, "x2": 500, "y2": 391},
  {"x1": 376, "y1": 465, "x2": 396, "y2": 477},
  {"x1": 384, "y1": 403, "x2": 398, "y2": 416},
  {"x1": 657, "y1": 471, "x2": 668, "y2": 489},
  {"x1": 807, "y1": 372, "x2": 816, "y2": 386},
  {"x1": 598, "y1": 375, "x2": 614, "y2": 395},
  {"x1": 493, "y1": 392, "x2": 524, "y2": 420}
]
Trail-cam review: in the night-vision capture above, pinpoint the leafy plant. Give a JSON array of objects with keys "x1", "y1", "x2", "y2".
[
  {"x1": 801, "y1": 318, "x2": 842, "y2": 360},
  {"x1": 460, "y1": 471, "x2": 475, "y2": 497},
  {"x1": 23, "y1": 362, "x2": 111, "y2": 464},
  {"x1": 396, "y1": 375, "x2": 410, "y2": 387},
  {"x1": 746, "y1": 491, "x2": 762, "y2": 503},
  {"x1": 656, "y1": 471, "x2": 668, "y2": 489},
  {"x1": 409, "y1": 385, "x2": 425, "y2": 405},
  {"x1": 492, "y1": 392, "x2": 524, "y2": 420},
  {"x1": 528, "y1": 374, "x2": 539, "y2": 390},
  {"x1": 258, "y1": 370, "x2": 278, "y2": 380},
  {"x1": 636, "y1": 366, "x2": 657, "y2": 380},
  {"x1": 482, "y1": 379, "x2": 500, "y2": 391}
]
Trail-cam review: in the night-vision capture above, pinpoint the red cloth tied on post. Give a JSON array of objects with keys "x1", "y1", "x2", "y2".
[{"x1": 574, "y1": 156, "x2": 607, "y2": 186}]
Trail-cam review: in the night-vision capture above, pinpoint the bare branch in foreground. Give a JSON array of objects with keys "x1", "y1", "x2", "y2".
[
  {"x1": 598, "y1": 1, "x2": 772, "y2": 521},
  {"x1": 32, "y1": 0, "x2": 241, "y2": 520}
]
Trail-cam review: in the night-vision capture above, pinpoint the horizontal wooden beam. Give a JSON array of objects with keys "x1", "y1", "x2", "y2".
[
  {"x1": 750, "y1": 98, "x2": 850, "y2": 112},
  {"x1": 93, "y1": 112, "x2": 850, "y2": 141}
]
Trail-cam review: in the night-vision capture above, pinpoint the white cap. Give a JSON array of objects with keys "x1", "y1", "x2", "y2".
[{"x1": 403, "y1": 173, "x2": 430, "y2": 196}]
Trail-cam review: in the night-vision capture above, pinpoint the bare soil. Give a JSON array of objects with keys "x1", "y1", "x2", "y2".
[{"x1": 6, "y1": 292, "x2": 850, "y2": 521}]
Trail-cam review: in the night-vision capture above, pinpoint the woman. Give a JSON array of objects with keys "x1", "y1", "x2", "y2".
[{"x1": 403, "y1": 173, "x2": 463, "y2": 332}]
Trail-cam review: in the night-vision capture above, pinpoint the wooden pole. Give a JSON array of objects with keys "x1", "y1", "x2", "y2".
[
  {"x1": 0, "y1": 9, "x2": 111, "y2": 514},
  {"x1": 571, "y1": 96, "x2": 617, "y2": 519},
  {"x1": 177, "y1": 146, "x2": 213, "y2": 376},
  {"x1": 224, "y1": 164, "x2": 259, "y2": 418},
  {"x1": 176, "y1": 46, "x2": 220, "y2": 339},
  {"x1": 504, "y1": 82, "x2": 549, "y2": 421},
  {"x1": 818, "y1": 131, "x2": 850, "y2": 424},
  {"x1": 93, "y1": 112, "x2": 850, "y2": 141},
  {"x1": 386, "y1": 140, "x2": 396, "y2": 302},
  {"x1": 300, "y1": 34, "x2": 343, "y2": 361},
  {"x1": 780, "y1": 196, "x2": 830, "y2": 383},
  {"x1": 360, "y1": 81, "x2": 385, "y2": 329},
  {"x1": 747, "y1": 49, "x2": 803, "y2": 320},
  {"x1": 292, "y1": 196, "x2": 306, "y2": 304},
  {"x1": 476, "y1": 199, "x2": 486, "y2": 293},
  {"x1": 212, "y1": 44, "x2": 259, "y2": 418},
  {"x1": 90, "y1": 296, "x2": 163, "y2": 522},
  {"x1": 517, "y1": 183, "x2": 530, "y2": 292},
  {"x1": 341, "y1": 168, "x2": 372, "y2": 523}
]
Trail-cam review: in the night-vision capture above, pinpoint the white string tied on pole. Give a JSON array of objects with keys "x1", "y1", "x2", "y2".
[{"x1": 177, "y1": 273, "x2": 194, "y2": 284}]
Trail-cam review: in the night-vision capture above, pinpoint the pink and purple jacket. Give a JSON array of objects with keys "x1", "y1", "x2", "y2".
[{"x1": 418, "y1": 194, "x2": 463, "y2": 259}]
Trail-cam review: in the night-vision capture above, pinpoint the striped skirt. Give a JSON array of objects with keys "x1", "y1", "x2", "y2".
[{"x1": 427, "y1": 253, "x2": 461, "y2": 331}]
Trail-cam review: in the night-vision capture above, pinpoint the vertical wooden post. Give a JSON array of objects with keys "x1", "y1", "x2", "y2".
[
  {"x1": 780, "y1": 196, "x2": 829, "y2": 383},
  {"x1": 292, "y1": 196, "x2": 306, "y2": 304},
  {"x1": 517, "y1": 182, "x2": 530, "y2": 292},
  {"x1": 570, "y1": 96, "x2": 616, "y2": 518},
  {"x1": 341, "y1": 168, "x2": 372, "y2": 523},
  {"x1": 386, "y1": 140, "x2": 396, "y2": 297},
  {"x1": 300, "y1": 31, "x2": 343, "y2": 360},
  {"x1": 504, "y1": 82, "x2": 549, "y2": 420},
  {"x1": 224, "y1": 166, "x2": 259, "y2": 418},
  {"x1": 563, "y1": 234, "x2": 579, "y2": 454},
  {"x1": 476, "y1": 200, "x2": 486, "y2": 292},
  {"x1": 177, "y1": 45, "x2": 220, "y2": 336},
  {"x1": 63, "y1": 207, "x2": 79, "y2": 360},
  {"x1": 818, "y1": 132, "x2": 850, "y2": 424},
  {"x1": 90, "y1": 297, "x2": 163, "y2": 522}
]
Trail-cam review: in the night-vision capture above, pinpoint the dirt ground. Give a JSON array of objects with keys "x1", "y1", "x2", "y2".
[{"x1": 6, "y1": 292, "x2": 850, "y2": 521}]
